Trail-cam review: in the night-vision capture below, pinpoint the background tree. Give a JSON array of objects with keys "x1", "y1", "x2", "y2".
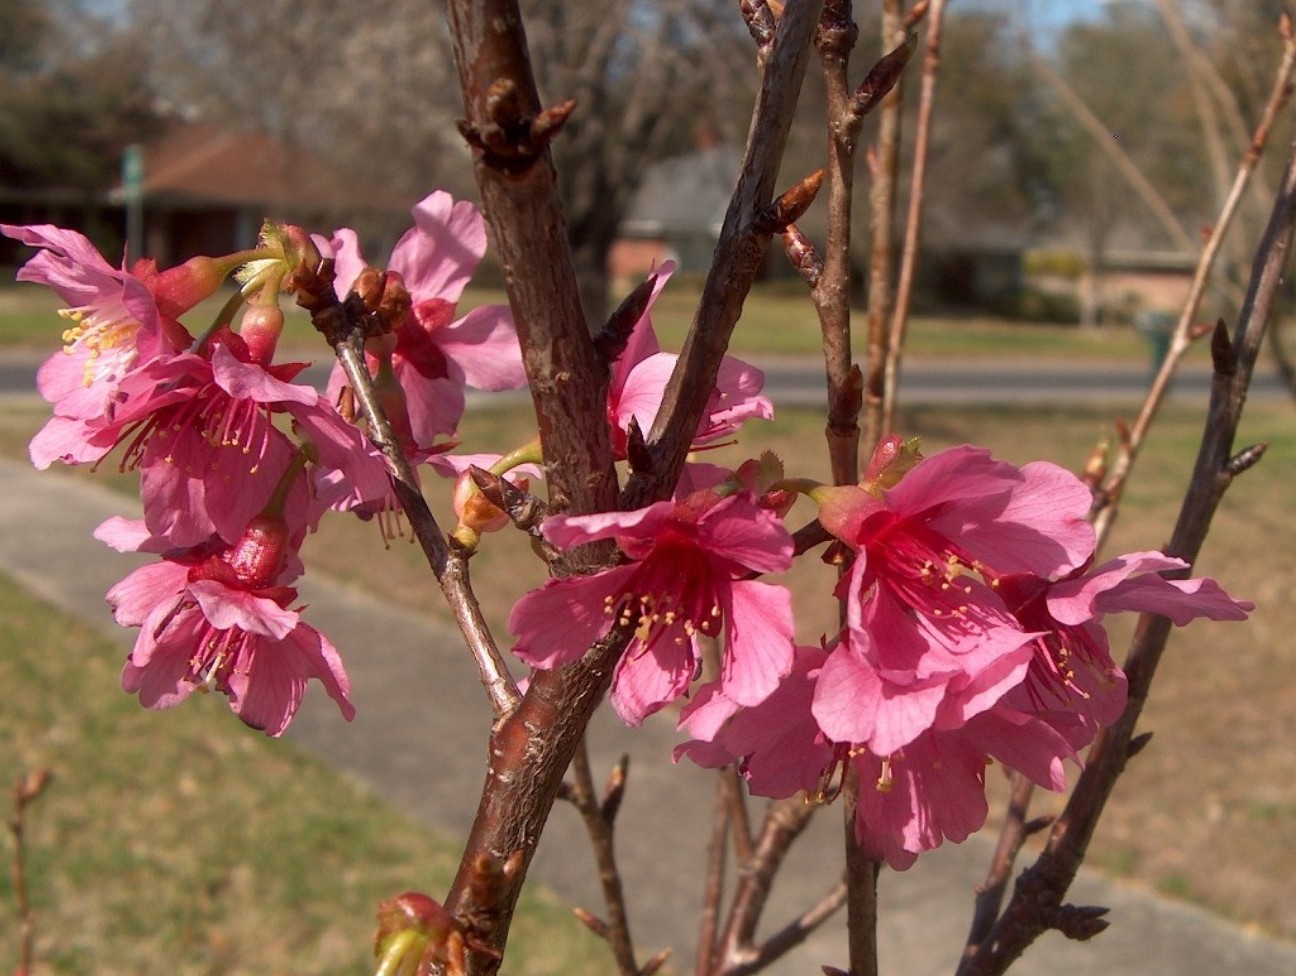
[{"x1": 0, "y1": 0, "x2": 160, "y2": 198}]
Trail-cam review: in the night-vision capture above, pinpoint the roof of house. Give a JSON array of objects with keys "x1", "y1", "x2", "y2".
[
  {"x1": 621, "y1": 145, "x2": 743, "y2": 238},
  {"x1": 118, "y1": 124, "x2": 409, "y2": 214}
]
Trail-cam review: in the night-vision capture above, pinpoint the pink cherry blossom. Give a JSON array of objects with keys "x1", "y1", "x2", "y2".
[
  {"x1": 677, "y1": 637, "x2": 1077, "y2": 871},
  {"x1": 34, "y1": 332, "x2": 388, "y2": 547},
  {"x1": 992, "y1": 550, "x2": 1253, "y2": 745},
  {"x1": 510, "y1": 488, "x2": 796, "y2": 725},
  {"x1": 606, "y1": 263, "x2": 772, "y2": 459},
  {"x1": 103, "y1": 512, "x2": 353, "y2": 736},
  {"x1": 0, "y1": 224, "x2": 204, "y2": 432},
  {"x1": 321, "y1": 191, "x2": 526, "y2": 446}
]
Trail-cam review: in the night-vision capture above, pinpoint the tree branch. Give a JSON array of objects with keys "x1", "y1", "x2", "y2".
[
  {"x1": 296, "y1": 266, "x2": 521, "y2": 719},
  {"x1": 621, "y1": 0, "x2": 825, "y2": 509},
  {"x1": 567, "y1": 741, "x2": 641, "y2": 976},
  {"x1": 958, "y1": 121, "x2": 1296, "y2": 976}
]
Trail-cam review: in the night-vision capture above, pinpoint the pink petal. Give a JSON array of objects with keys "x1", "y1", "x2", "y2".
[
  {"x1": 188, "y1": 580, "x2": 300, "y2": 640},
  {"x1": 698, "y1": 493, "x2": 793, "y2": 574},
  {"x1": 509, "y1": 566, "x2": 635, "y2": 668},
  {"x1": 610, "y1": 635, "x2": 697, "y2": 726},
  {"x1": 390, "y1": 191, "x2": 487, "y2": 303},
  {"x1": 438, "y1": 305, "x2": 527, "y2": 391},
  {"x1": 106, "y1": 562, "x2": 188, "y2": 628},
  {"x1": 720, "y1": 581, "x2": 795, "y2": 705}
]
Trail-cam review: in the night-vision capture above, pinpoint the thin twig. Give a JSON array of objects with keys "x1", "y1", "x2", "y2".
[
  {"x1": 1090, "y1": 24, "x2": 1296, "y2": 544},
  {"x1": 882, "y1": 0, "x2": 948, "y2": 437},
  {"x1": 696, "y1": 773, "x2": 732, "y2": 976},
  {"x1": 860, "y1": 0, "x2": 908, "y2": 453},
  {"x1": 959, "y1": 122, "x2": 1296, "y2": 976},
  {"x1": 716, "y1": 798, "x2": 817, "y2": 974},
  {"x1": 730, "y1": 878, "x2": 849, "y2": 976},
  {"x1": 568, "y1": 739, "x2": 640, "y2": 976},
  {"x1": 621, "y1": 0, "x2": 825, "y2": 510},
  {"x1": 813, "y1": 0, "x2": 864, "y2": 489},
  {"x1": 959, "y1": 772, "x2": 1041, "y2": 965},
  {"x1": 10, "y1": 770, "x2": 52, "y2": 976},
  {"x1": 967, "y1": 30, "x2": 1296, "y2": 934},
  {"x1": 295, "y1": 267, "x2": 521, "y2": 719}
]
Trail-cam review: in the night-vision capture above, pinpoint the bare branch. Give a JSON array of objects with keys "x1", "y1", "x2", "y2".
[
  {"x1": 621, "y1": 0, "x2": 825, "y2": 510},
  {"x1": 568, "y1": 739, "x2": 641, "y2": 976},
  {"x1": 730, "y1": 878, "x2": 849, "y2": 976},
  {"x1": 959, "y1": 121, "x2": 1296, "y2": 976},
  {"x1": 295, "y1": 264, "x2": 520, "y2": 719},
  {"x1": 1090, "y1": 27, "x2": 1296, "y2": 543},
  {"x1": 861, "y1": 0, "x2": 909, "y2": 453},
  {"x1": 716, "y1": 798, "x2": 817, "y2": 974},
  {"x1": 882, "y1": 0, "x2": 948, "y2": 437}
]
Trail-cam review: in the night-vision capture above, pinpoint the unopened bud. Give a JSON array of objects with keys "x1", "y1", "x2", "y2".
[
  {"x1": 148, "y1": 255, "x2": 229, "y2": 319},
  {"x1": 454, "y1": 470, "x2": 529, "y2": 534},
  {"x1": 374, "y1": 892, "x2": 462, "y2": 976},
  {"x1": 224, "y1": 514, "x2": 291, "y2": 589},
  {"x1": 862, "y1": 435, "x2": 921, "y2": 492},
  {"x1": 238, "y1": 305, "x2": 286, "y2": 365}
]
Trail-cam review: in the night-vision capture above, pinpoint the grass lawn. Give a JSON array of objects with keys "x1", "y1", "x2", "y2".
[
  {"x1": 0, "y1": 574, "x2": 604, "y2": 976},
  {"x1": 1, "y1": 286, "x2": 1293, "y2": 948},
  {"x1": 0, "y1": 278, "x2": 1178, "y2": 364},
  {"x1": 304, "y1": 397, "x2": 1296, "y2": 942}
]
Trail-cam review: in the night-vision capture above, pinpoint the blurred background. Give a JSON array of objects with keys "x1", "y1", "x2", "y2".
[{"x1": 2, "y1": 0, "x2": 1293, "y2": 334}]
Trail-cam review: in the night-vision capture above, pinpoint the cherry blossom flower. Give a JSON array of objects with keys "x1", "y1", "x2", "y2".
[
  {"x1": 37, "y1": 332, "x2": 387, "y2": 547},
  {"x1": 677, "y1": 636, "x2": 1078, "y2": 870},
  {"x1": 992, "y1": 550, "x2": 1254, "y2": 746},
  {"x1": 100, "y1": 507, "x2": 353, "y2": 736},
  {"x1": 606, "y1": 263, "x2": 772, "y2": 459},
  {"x1": 803, "y1": 446, "x2": 1095, "y2": 754},
  {"x1": 321, "y1": 191, "x2": 526, "y2": 446},
  {"x1": 510, "y1": 487, "x2": 796, "y2": 725},
  {"x1": 0, "y1": 223, "x2": 227, "y2": 437}
]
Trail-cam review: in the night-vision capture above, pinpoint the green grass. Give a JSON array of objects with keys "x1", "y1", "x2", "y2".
[
  {"x1": 0, "y1": 279, "x2": 1181, "y2": 363},
  {"x1": 0, "y1": 574, "x2": 604, "y2": 976}
]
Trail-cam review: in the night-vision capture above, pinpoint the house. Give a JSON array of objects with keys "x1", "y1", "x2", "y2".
[
  {"x1": 1, "y1": 123, "x2": 411, "y2": 270},
  {"x1": 113, "y1": 124, "x2": 411, "y2": 267},
  {"x1": 612, "y1": 145, "x2": 744, "y2": 283}
]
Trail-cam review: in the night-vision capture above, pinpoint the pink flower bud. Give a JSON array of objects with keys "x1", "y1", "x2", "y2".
[
  {"x1": 224, "y1": 514, "x2": 291, "y2": 589},
  {"x1": 147, "y1": 255, "x2": 229, "y2": 319},
  {"x1": 238, "y1": 305, "x2": 285, "y2": 364}
]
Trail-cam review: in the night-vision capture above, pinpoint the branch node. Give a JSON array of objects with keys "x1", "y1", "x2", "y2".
[
  {"x1": 849, "y1": 34, "x2": 918, "y2": 121},
  {"x1": 740, "y1": 0, "x2": 777, "y2": 50},
  {"x1": 753, "y1": 171, "x2": 825, "y2": 236},
  {"x1": 1210, "y1": 318, "x2": 1237, "y2": 376},
  {"x1": 781, "y1": 224, "x2": 824, "y2": 287},
  {"x1": 530, "y1": 98, "x2": 577, "y2": 147},
  {"x1": 638, "y1": 946, "x2": 672, "y2": 976},
  {"x1": 626, "y1": 416, "x2": 653, "y2": 475},
  {"x1": 1052, "y1": 903, "x2": 1111, "y2": 942},
  {"x1": 572, "y1": 906, "x2": 611, "y2": 939},
  {"x1": 1023, "y1": 814, "x2": 1055, "y2": 837},
  {"x1": 1127, "y1": 730, "x2": 1155, "y2": 759},
  {"x1": 1224, "y1": 442, "x2": 1269, "y2": 476},
  {"x1": 815, "y1": 0, "x2": 858, "y2": 57},
  {"x1": 457, "y1": 79, "x2": 572, "y2": 175},
  {"x1": 601, "y1": 754, "x2": 631, "y2": 824}
]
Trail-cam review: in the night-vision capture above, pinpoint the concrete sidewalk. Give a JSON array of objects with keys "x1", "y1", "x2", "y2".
[{"x1": 2, "y1": 453, "x2": 1294, "y2": 976}]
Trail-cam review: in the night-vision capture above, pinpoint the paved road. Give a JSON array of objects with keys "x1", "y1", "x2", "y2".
[
  {"x1": 3, "y1": 455, "x2": 1296, "y2": 976},
  {"x1": 1, "y1": 350, "x2": 1288, "y2": 405}
]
